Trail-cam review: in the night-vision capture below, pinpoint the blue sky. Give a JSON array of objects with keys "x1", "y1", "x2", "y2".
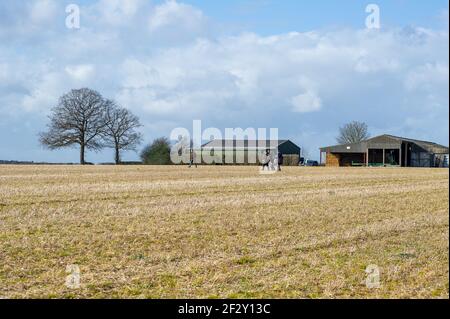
[
  {"x1": 0, "y1": 0, "x2": 448, "y2": 162},
  {"x1": 191, "y1": 0, "x2": 448, "y2": 32}
]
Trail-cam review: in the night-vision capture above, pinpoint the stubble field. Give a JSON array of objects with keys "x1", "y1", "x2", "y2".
[{"x1": 0, "y1": 165, "x2": 448, "y2": 299}]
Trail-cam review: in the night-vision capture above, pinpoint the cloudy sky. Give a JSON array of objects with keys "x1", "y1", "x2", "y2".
[{"x1": 0, "y1": 0, "x2": 448, "y2": 162}]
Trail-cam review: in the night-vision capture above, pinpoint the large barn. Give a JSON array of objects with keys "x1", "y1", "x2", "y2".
[
  {"x1": 320, "y1": 135, "x2": 449, "y2": 167},
  {"x1": 200, "y1": 139, "x2": 301, "y2": 165}
]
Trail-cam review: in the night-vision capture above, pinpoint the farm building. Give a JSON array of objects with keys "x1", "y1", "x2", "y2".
[
  {"x1": 320, "y1": 135, "x2": 449, "y2": 167},
  {"x1": 200, "y1": 139, "x2": 301, "y2": 165}
]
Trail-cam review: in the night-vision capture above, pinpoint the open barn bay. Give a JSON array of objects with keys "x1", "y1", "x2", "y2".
[{"x1": 0, "y1": 166, "x2": 448, "y2": 298}]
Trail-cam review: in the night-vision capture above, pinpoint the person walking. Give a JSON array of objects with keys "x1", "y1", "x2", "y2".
[
  {"x1": 262, "y1": 149, "x2": 271, "y2": 171},
  {"x1": 189, "y1": 150, "x2": 198, "y2": 168},
  {"x1": 277, "y1": 151, "x2": 284, "y2": 171}
]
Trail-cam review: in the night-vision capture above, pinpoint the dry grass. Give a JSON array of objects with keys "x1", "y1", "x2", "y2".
[{"x1": 0, "y1": 165, "x2": 448, "y2": 299}]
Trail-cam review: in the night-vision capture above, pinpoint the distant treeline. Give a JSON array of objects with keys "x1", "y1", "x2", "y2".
[
  {"x1": 0, "y1": 160, "x2": 144, "y2": 165},
  {"x1": 0, "y1": 160, "x2": 76, "y2": 165}
]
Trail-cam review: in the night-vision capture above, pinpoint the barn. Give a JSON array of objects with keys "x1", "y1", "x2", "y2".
[
  {"x1": 320, "y1": 135, "x2": 449, "y2": 167},
  {"x1": 201, "y1": 139, "x2": 301, "y2": 166}
]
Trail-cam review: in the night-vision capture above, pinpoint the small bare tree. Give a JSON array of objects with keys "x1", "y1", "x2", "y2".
[
  {"x1": 39, "y1": 88, "x2": 108, "y2": 164},
  {"x1": 103, "y1": 101, "x2": 143, "y2": 164},
  {"x1": 337, "y1": 121, "x2": 370, "y2": 144}
]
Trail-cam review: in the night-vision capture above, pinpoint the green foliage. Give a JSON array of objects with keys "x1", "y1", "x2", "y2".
[
  {"x1": 140, "y1": 137, "x2": 172, "y2": 165},
  {"x1": 235, "y1": 256, "x2": 257, "y2": 265}
]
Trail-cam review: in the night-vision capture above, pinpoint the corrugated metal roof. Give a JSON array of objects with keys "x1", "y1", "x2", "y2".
[
  {"x1": 202, "y1": 139, "x2": 290, "y2": 149},
  {"x1": 320, "y1": 141, "x2": 368, "y2": 153},
  {"x1": 320, "y1": 134, "x2": 449, "y2": 154},
  {"x1": 381, "y1": 135, "x2": 449, "y2": 154}
]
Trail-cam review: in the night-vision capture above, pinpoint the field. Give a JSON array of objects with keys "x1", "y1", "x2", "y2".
[{"x1": 0, "y1": 165, "x2": 448, "y2": 299}]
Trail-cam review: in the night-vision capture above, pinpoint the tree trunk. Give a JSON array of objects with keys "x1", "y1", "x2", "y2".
[
  {"x1": 80, "y1": 144, "x2": 85, "y2": 165},
  {"x1": 115, "y1": 145, "x2": 120, "y2": 165}
]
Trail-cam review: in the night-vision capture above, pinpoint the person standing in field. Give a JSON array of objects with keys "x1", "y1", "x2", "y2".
[
  {"x1": 262, "y1": 149, "x2": 271, "y2": 171},
  {"x1": 189, "y1": 149, "x2": 198, "y2": 168},
  {"x1": 278, "y1": 151, "x2": 284, "y2": 171}
]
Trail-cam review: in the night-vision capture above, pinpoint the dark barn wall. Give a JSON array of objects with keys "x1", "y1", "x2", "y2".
[
  {"x1": 411, "y1": 152, "x2": 432, "y2": 167},
  {"x1": 279, "y1": 141, "x2": 301, "y2": 156},
  {"x1": 198, "y1": 139, "x2": 301, "y2": 166},
  {"x1": 409, "y1": 143, "x2": 432, "y2": 167},
  {"x1": 368, "y1": 149, "x2": 384, "y2": 164},
  {"x1": 339, "y1": 153, "x2": 365, "y2": 166}
]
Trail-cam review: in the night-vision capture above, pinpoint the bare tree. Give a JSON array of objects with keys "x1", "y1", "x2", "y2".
[
  {"x1": 103, "y1": 101, "x2": 143, "y2": 164},
  {"x1": 337, "y1": 121, "x2": 370, "y2": 144},
  {"x1": 39, "y1": 88, "x2": 108, "y2": 164}
]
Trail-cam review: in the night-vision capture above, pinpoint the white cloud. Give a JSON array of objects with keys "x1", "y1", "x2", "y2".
[
  {"x1": 114, "y1": 27, "x2": 448, "y2": 121},
  {"x1": 28, "y1": 0, "x2": 58, "y2": 24},
  {"x1": 149, "y1": 0, "x2": 207, "y2": 33},
  {"x1": 405, "y1": 62, "x2": 449, "y2": 92},
  {"x1": 91, "y1": 0, "x2": 146, "y2": 26},
  {"x1": 0, "y1": 0, "x2": 61, "y2": 39},
  {"x1": 65, "y1": 65, "x2": 95, "y2": 82},
  {"x1": 291, "y1": 91, "x2": 322, "y2": 113},
  {"x1": 22, "y1": 72, "x2": 64, "y2": 112}
]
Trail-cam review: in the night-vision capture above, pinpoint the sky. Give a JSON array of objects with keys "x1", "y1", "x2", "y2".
[{"x1": 0, "y1": 0, "x2": 448, "y2": 163}]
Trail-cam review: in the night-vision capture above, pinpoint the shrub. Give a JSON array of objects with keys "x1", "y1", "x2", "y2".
[{"x1": 140, "y1": 137, "x2": 171, "y2": 165}]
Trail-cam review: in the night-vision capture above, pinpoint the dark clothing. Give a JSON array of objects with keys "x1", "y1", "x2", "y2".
[
  {"x1": 262, "y1": 150, "x2": 271, "y2": 170},
  {"x1": 278, "y1": 153, "x2": 284, "y2": 165},
  {"x1": 189, "y1": 151, "x2": 198, "y2": 168},
  {"x1": 278, "y1": 152, "x2": 283, "y2": 171}
]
